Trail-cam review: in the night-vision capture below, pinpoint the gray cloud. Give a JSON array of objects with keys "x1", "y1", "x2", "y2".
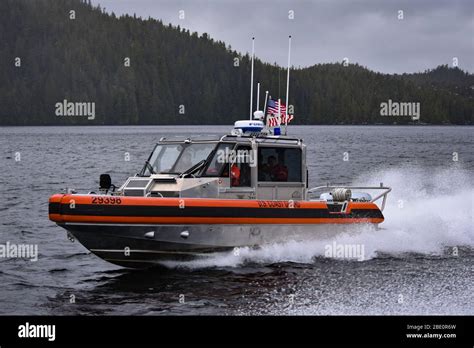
[{"x1": 92, "y1": 0, "x2": 474, "y2": 73}]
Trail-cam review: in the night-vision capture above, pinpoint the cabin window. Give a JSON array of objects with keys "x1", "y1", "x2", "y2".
[
  {"x1": 203, "y1": 143, "x2": 235, "y2": 177},
  {"x1": 258, "y1": 147, "x2": 302, "y2": 182},
  {"x1": 230, "y1": 145, "x2": 252, "y2": 187}
]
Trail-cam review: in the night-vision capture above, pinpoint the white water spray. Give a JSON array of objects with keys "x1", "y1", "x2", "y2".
[{"x1": 160, "y1": 166, "x2": 473, "y2": 269}]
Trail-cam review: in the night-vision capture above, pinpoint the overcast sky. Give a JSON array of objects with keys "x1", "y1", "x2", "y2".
[{"x1": 91, "y1": 0, "x2": 474, "y2": 74}]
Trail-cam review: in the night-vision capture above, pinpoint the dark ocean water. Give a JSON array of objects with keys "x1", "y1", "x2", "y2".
[{"x1": 0, "y1": 125, "x2": 472, "y2": 315}]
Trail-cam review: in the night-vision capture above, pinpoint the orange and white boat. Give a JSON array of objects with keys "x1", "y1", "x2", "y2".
[
  {"x1": 48, "y1": 127, "x2": 390, "y2": 267},
  {"x1": 48, "y1": 38, "x2": 391, "y2": 267}
]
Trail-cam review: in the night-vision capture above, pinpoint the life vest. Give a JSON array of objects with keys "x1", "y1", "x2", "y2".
[
  {"x1": 272, "y1": 164, "x2": 288, "y2": 181},
  {"x1": 231, "y1": 164, "x2": 241, "y2": 186}
]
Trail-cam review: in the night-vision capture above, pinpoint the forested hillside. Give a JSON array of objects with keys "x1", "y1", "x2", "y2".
[{"x1": 0, "y1": 0, "x2": 472, "y2": 125}]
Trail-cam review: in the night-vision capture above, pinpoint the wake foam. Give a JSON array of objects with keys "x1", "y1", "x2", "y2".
[{"x1": 160, "y1": 166, "x2": 473, "y2": 269}]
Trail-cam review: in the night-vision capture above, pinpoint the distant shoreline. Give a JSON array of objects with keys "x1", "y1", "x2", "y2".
[
  {"x1": 2, "y1": 1, "x2": 472, "y2": 127},
  {"x1": 1, "y1": 123, "x2": 473, "y2": 127}
]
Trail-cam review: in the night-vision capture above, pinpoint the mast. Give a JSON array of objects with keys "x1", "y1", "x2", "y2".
[
  {"x1": 249, "y1": 37, "x2": 255, "y2": 120},
  {"x1": 284, "y1": 35, "x2": 292, "y2": 134}
]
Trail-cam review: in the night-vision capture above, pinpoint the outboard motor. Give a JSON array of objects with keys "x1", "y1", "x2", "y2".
[{"x1": 99, "y1": 174, "x2": 115, "y2": 193}]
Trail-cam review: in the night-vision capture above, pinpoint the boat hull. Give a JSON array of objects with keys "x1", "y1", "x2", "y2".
[{"x1": 49, "y1": 194, "x2": 384, "y2": 267}]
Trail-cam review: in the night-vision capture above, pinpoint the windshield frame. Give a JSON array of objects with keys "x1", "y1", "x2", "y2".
[{"x1": 140, "y1": 141, "x2": 220, "y2": 176}]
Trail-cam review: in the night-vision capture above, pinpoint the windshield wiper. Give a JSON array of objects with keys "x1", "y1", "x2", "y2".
[
  {"x1": 144, "y1": 160, "x2": 156, "y2": 175},
  {"x1": 179, "y1": 159, "x2": 207, "y2": 178}
]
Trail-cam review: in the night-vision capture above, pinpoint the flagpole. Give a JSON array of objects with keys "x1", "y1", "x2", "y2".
[
  {"x1": 278, "y1": 98, "x2": 281, "y2": 128},
  {"x1": 263, "y1": 91, "x2": 269, "y2": 128},
  {"x1": 249, "y1": 37, "x2": 255, "y2": 120},
  {"x1": 263, "y1": 91, "x2": 269, "y2": 116},
  {"x1": 285, "y1": 35, "x2": 291, "y2": 134}
]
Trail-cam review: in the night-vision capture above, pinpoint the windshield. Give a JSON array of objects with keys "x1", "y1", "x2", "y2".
[{"x1": 143, "y1": 142, "x2": 217, "y2": 175}]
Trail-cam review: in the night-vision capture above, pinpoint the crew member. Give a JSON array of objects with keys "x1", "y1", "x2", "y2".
[{"x1": 231, "y1": 163, "x2": 241, "y2": 186}]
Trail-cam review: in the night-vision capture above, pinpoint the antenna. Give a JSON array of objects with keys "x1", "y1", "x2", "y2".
[
  {"x1": 285, "y1": 35, "x2": 292, "y2": 134},
  {"x1": 263, "y1": 90, "x2": 269, "y2": 117},
  {"x1": 256, "y1": 82, "x2": 260, "y2": 110},
  {"x1": 249, "y1": 37, "x2": 255, "y2": 120}
]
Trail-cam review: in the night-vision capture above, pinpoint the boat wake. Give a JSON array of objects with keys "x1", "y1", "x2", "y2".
[{"x1": 159, "y1": 166, "x2": 473, "y2": 269}]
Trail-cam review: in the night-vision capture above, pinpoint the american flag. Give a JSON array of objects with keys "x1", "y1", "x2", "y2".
[{"x1": 266, "y1": 98, "x2": 294, "y2": 127}]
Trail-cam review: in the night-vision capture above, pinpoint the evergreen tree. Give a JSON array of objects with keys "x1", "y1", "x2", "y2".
[{"x1": 0, "y1": 0, "x2": 472, "y2": 126}]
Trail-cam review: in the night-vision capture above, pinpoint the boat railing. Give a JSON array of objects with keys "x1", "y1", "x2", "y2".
[{"x1": 307, "y1": 183, "x2": 392, "y2": 211}]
